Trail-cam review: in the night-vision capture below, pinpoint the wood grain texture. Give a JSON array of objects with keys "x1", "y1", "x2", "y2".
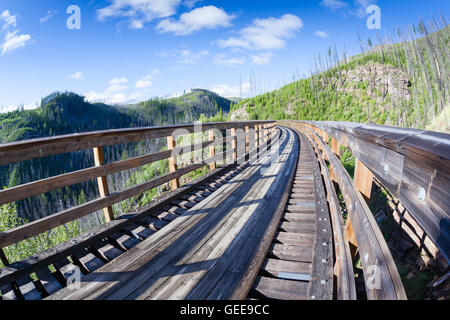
[
  {"x1": 0, "y1": 121, "x2": 276, "y2": 166},
  {"x1": 291, "y1": 122, "x2": 407, "y2": 300},
  {"x1": 93, "y1": 146, "x2": 115, "y2": 223},
  {"x1": 290, "y1": 120, "x2": 450, "y2": 264}
]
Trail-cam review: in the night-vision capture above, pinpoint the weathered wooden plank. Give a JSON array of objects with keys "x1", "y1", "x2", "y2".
[
  {"x1": 305, "y1": 129, "x2": 357, "y2": 300},
  {"x1": 35, "y1": 267, "x2": 63, "y2": 296},
  {"x1": 0, "y1": 121, "x2": 275, "y2": 165},
  {"x1": 109, "y1": 232, "x2": 140, "y2": 251},
  {"x1": 228, "y1": 128, "x2": 299, "y2": 299},
  {"x1": 94, "y1": 243, "x2": 123, "y2": 262},
  {"x1": 0, "y1": 149, "x2": 171, "y2": 206},
  {"x1": 16, "y1": 276, "x2": 42, "y2": 300},
  {"x1": 354, "y1": 159, "x2": 374, "y2": 204},
  {"x1": 93, "y1": 146, "x2": 115, "y2": 222},
  {"x1": 297, "y1": 120, "x2": 450, "y2": 263},
  {"x1": 278, "y1": 222, "x2": 315, "y2": 234},
  {"x1": 307, "y1": 142, "x2": 334, "y2": 300},
  {"x1": 250, "y1": 276, "x2": 308, "y2": 300},
  {"x1": 274, "y1": 232, "x2": 315, "y2": 246},
  {"x1": 128, "y1": 134, "x2": 291, "y2": 300},
  {"x1": 46, "y1": 153, "x2": 261, "y2": 300},
  {"x1": 260, "y1": 259, "x2": 311, "y2": 279},
  {"x1": 56, "y1": 127, "x2": 284, "y2": 300},
  {"x1": 0, "y1": 162, "x2": 206, "y2": 249},
  {"x1": 269, "y1": 244, "x2": 313, "y2": 263},
  {"x1": 296, "y1": 123, "x2": 407, "y2": 300},
  {"x1": 73, "y1": 250, "x2": 105, "y2": 274},
  {"x1": 167, "y1": 135, "x2": 180, "y2": 191},
  {"x1": 282, "y1": 212, "x2": 316, "y2": 223}
]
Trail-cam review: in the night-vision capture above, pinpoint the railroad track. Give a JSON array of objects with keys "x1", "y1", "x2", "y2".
[{"x1": 247, "y1": 131, "x2": 333, "y2": 300}]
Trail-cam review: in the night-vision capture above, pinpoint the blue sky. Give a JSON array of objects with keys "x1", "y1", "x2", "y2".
[{"x1": 0, "y1": 0, "x2": 448, "y2": 111}]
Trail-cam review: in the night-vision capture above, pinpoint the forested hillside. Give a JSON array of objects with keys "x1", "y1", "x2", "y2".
[
  {"x1": 231, "y1": 21, "x2": 449, "y2": 133},
  {"x1": 0, "y1": 89, "x2": 234, "y2": 225},
  {"x1": 0, "y1": 89, "x2": 232, "y2": 143}
]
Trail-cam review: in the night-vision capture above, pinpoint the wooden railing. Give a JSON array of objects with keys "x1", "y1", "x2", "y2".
[
  {"x1": 0, "y1": 121, "x2": 276, "y2": 266},
  {"x1": 281, "y1": 120, "x2": 450, "y2": 300}
]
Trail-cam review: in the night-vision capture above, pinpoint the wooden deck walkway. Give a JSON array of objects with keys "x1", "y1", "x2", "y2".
[
  {"x1": 248, "y1": 133, "x2": 333, "y2": 300},
  {"x1": 2, "y1": 120, "x2": 445, "y2": 300},
  {"x1": 47, "y1": 127, "x2": 301, "y2": 300}
]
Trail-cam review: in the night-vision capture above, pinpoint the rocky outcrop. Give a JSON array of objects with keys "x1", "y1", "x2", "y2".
[
  {"x1": 230, "y1": 102, "x2": 250, "y2": 121},
  {"x1": 338, "y1": 62, "x2": 411, "y2": 103}
]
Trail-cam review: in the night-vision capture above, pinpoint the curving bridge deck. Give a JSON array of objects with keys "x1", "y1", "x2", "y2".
[{"x1": 0, "y1": 121, "x2": 448, "y2": 300}]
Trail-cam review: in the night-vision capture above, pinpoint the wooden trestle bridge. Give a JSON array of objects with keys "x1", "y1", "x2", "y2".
[{"x1": 0, "y1": 121, "x2": 448, "y2": 300}]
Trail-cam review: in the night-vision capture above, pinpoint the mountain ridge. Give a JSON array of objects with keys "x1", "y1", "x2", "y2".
[{"x1": 0, "y1": 89, "x2": 235, "y2": 143}]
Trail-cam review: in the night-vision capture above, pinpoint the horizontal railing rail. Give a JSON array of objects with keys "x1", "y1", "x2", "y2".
[
  {"x1": 0, "y1": 121, "x2": 274, "y2": 165},
  {"x1": 0, "y1": 121, "x2": 276, "y2": 265},
  {"x1": 300, "y1": 121, "x2": 450, "y2": 264},
  {"x1": 281, "y1": 120, "x2": 408, "y2": 300}
]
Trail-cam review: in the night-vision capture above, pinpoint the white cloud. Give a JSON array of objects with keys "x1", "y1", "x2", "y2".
[
  {"x1": 135, "y1": 74, "x2": 153, "y2": 88},
  {"x1": 85, "y1": 76, "x2": 154, "y2": 105},
  {"x1": 351, "y1": 0, "x2": 378, "y2": 18},
  {"x1": 85, "y1": 78, "x2": 132, "y2": 105},
  {"x1": 156, "y1": 49, "x2": 210, "y2": 64},
  {"x1": 156, "y1": 6, "x2": 234, "y2": 36},
  {"x1": 178, "y1": 49, "x2": 209, "y2": 64},
  {"x1": 1, "y1": 10, "x2": 17, "y2": 30},
  {"x1": 1, "y1": 30, "x2": 31, "y2": 55},
  {"x1": 67, "y1": 71, "x2": 84, "y2": 80},
  {"x1": 130, "y1": 20, "x2": 144, "y2": 29},
  {"x1": 40, "y1": 10, "x2": 58, "y2": 23},
  {"x1": 85, "y1": 91, "x2": 130, "y2": 105},
  {"x1": 314, "y1": 30, "x2": 328, "y2": 38},
  {"x1": 211, "y1": 82, "x2": 251, "y2": 98},
  {"x1": 321, "y1": 0, "x2": 378, "y2": 18},
  {"x1": 213, "y1": 54, "x2": 245, "y2": 67},
  {"x1": 181, "y1": 50, "x2": 209, "y2": 64},
  {"x1": 0, "y1": 104, "x2": 38, "y2": 113},
  {"x1": 183, "y1": 0, "x2": 202, "y2": 9},
  {"x1": 250, "y1": 52, "x2": 273, "y2": 65},
  {"x1": 97, "y1": 0, "x2": 181, "y2": 29},
  {"x1": 0, "y1": 10, "x2": 31, "y2": 55},
  {"x1": 320, "y1": 0, "x2": 348, "y2": 10},
  {"x1": 107, "y1": 77, "x2": 128, "y2": 92},
  {"x1": 218, "y1": 14, "x2": 303, "y2": 51}
]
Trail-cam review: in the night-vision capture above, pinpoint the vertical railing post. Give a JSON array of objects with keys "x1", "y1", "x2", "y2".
[
  {"x1": 262, "y1": 124, "x2": 267, "y2": 153},
  {"x1": 344, "y1": 218, "x2": 359, "y2": 260},
  {"x1": 93, "y1": 146, "x2": 115, "y2": 223},
  {"x1": 231, "y1": 128, "x2": 237, "y2": 163},
  {"x1": 209, "y1": 130, "x2": 216, "y2": 171},
  {"x1": 330, "y1": 137, "x2": 340, "y2": 183},
  {"x1": 258, "y1": 124, "x2": 263, "y2": 147},
  {"x1": 167, "y1": 136, "x2": 180, "y2": 191},
  {"x1": 331, "y1": 137, "x2": 340, "y2": 157},
  {"x1": 245, "y1": 126, "x2": 250, "y2": 158},
  {"x1": 0, "y1": 248, "x2": 9, "y2": 267},
  {"x1": 354, "y1": 159, "x2": 374, "y2": 204},
  {"x1": 345, "y1": 159, "x2": 374, "y2": 260},
  {"x1": 254, "y1": 124, "x2": 259, "y2": 158}
]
